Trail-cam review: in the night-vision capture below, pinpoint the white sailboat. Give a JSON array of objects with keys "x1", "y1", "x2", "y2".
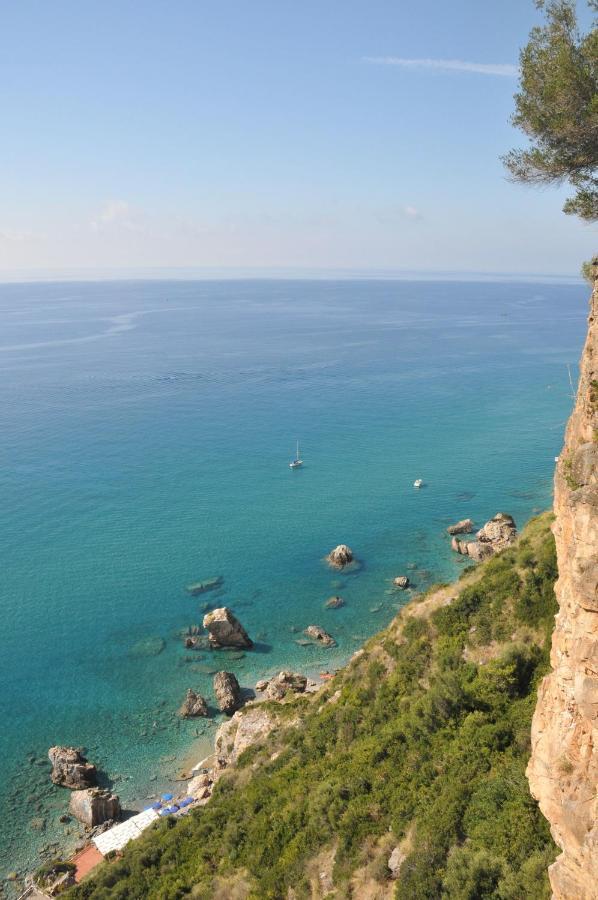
[{"x1": 289, "y1": 440, "x2": 303, "y2": 469}]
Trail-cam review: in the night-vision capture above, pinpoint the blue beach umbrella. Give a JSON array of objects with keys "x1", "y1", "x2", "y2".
[
  {"x1": 150, "y1": 801, "x2": 162, "y2": 810},
  {"x1": 161, "y1": 793, "x2": 173, "y2": 801}
]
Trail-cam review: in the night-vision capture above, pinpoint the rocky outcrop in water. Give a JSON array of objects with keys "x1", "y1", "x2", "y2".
[
  {"x1": 446, "y1": 518, "x2": 474, "y2": 535},
  {"x1": 68, "y1": 788, "x2": 121, "y2": 827},
  {"x1": 304, "y1": 625, "x2": 336, "y2": 646},
  {"x1": 326, "y1": 545, "x2": 354, "y2": 568},
  {"x1": 393, "y1": 576, "x2": 410, "y2": 589},
  {"x1": 325, "y1": 595, "x2": 345, "y2": 608},
  {"x1": 179, "y1": 689, "x2": 209, "y2": 718},
  {"x1": 203, "y1": 607, "x2": 253, "y2": 649},
  {"x1": 213, "y1": 671, "x2": 242, "y2": 714},
  {"x1": 527, "y1": 261, "x2": 598, "y2": 900},
  {"x1": 451, "y1": 513, "x2": 517, "y2": 561},
  {"x1": 48, "y1": 747, "x2": 97, "y2": 789}
]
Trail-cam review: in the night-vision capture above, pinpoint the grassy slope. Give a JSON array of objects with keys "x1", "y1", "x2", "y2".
[{"x1": 70, "y1": 514, "x2": 558, "y2": 900}]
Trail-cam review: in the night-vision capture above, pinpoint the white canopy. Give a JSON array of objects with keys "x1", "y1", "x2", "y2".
[{"x1": 93, "y1": 808, "x2": 159, "y2": 855}]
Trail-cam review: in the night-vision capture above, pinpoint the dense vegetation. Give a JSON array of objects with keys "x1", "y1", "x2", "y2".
[
  {"x1": 503, "y1": 0, "x2": 598, "y2": 222},
  {"x1": 70, "y1": 514, "x2": 558, "y2": 899}
]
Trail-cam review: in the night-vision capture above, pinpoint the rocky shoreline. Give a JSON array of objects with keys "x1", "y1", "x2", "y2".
[{"x1": 14, "y1": 517, "x2": 519, "y2": 893}]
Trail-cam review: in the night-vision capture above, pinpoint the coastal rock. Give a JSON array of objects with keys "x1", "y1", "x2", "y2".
[
  {"x1": 263, "y1": 671, "x2": 308, "y2": 701},
  {"x1": 215, "y1": 706, "x2": 280, "y2": 769},
  {"x1": 451, "y1": 513, "x2": 517, "y2": 561},
  {"x1": 447, "y1": 518, "x2": 474, "y2": 535},
  {"x1": 476, "y1": 512, "x2": 517, "y2": 548},
  {"x1": 527, "y1": 263, "x2": 598, "y2": 900},
  {"x1": 203, "y1": 607, "x2": 253, "y2": 649},
  {"x1": 68, "y1": 788, "x2": 121, "y2": 828},
  {"x1": 325, "y1": 595, "x2": 345, "y2": 608},
  {"x1": 178, "y1": 689, "x2": 209, "y2": 718},
  {"x1": 255, "y1": 679, "x2": 269, "y2": 692},
  {"x1": 326, "y1": 544, "x2": 354, "y2": 568},
  {"x1": 305, "y1": 625, "x2": 336, "y2": 647},
  {"x1": 213, "y1": 671, "x2": 242, "y2": 714},
  {"x1": 393, "y1": 576, "x2": 410, "y2": 589},
  {"x1": 48, "y1": 747, "x2": 97, "y2": 790},
  {"x1": 187, "y1": 772, "x2": 213, "y2": 801}
]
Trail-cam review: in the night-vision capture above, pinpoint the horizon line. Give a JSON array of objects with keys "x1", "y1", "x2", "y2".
[{"x1": 0, "y1": 265, "x2": 585, "y2": 286}]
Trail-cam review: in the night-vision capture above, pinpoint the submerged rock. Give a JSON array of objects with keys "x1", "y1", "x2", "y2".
[
  {"x1": 447, "y1": 518, "x2": 474, "y2": 535},
  {"x1": 129, "y1": 636, "x2": 166, "y2": 658},
  {"x1": 326, "y1": 544, "x2": 354, "y2": 568},
  {"x1": 69, "y1": 788, "x2": 121, "y2": 828},
  {"x1": 203, "y1": 607, "x2": 253, "y2": 649},
  {"x1": 393, "y1": 576, "x2": 410, "y2": 589},
  {"x1": 178, "y1": 689, "x2": 209, "y2": 718},
  {"x1": 48, "y1": 747, "x2": 97, "y2": 790},
  {"x1": 213, "y1": 671, "x2": 242, "y2": 714},
  {"x1": 325, "y1": 595, "x2": 345, "y2": 608},
  {"x1": 186, "y1": 576, "x2": 224, "y2": 596},
  {"x1": 305, "y1": 625, "x2": 336, "y2": 647}
]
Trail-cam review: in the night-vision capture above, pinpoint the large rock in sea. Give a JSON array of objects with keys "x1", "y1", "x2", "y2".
[
  {"x1": 213, "y1": 671, "x2": 242, "y2": 714},
  {"x1": 179, "y1": 689, "x2": 209, "y2": 718},
  {"x1": 203, "y1": 607, "x2": 253, "y2": 649},
  {"x1": 447, "y1": 518, "x2": 474, "y2": 535},
  {"x1": 393, "y1": 576, "x2": 410, "y2": 589},
  {"x1": 69, "y1": 788, "x2": 120, "y2": 827},
  {"x1": 305, "y1": 625, "x2": 336, "y2": 647},
  {"x1": 326, "y1": 544, "x2": 354, "y2": 568},
  {"x1": 451, "y1": 513, "x2": 517, "y2": 561},
  {"x1": 48, "y1": 747, "x2": 97, "y2": 789}
]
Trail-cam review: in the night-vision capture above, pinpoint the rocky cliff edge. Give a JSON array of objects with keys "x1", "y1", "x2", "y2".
[{"x1": 527, "y1": 261, "x2": 598, "y2": 900}]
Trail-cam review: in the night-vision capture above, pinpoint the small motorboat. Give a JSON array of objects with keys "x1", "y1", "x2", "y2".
[
  {"x1": 289, "y1": 440, "x2": 303, "y2": 469},
  {"x1": 413, "y1": 478, "x2": 424, "y2": 489}
]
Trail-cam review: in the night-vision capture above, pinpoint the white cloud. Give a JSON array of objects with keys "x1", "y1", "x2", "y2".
[
  {"x1": 363, "y1": 57, "x2": 518, "y2": 77},
  {"x1": 90, "y1": 200, "x2": 144, "y2": 232},
  {"x1": 404, "y1": 205, "x2": 421, "y2": 220}
]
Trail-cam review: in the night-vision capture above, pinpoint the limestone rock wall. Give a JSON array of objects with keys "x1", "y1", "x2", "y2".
[{"x1": 527, "y1": 260, "x2": 598, "y2": 899}]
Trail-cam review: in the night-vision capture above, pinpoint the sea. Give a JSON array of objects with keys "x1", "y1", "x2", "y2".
[{"x1": 0, "y1": 277, "x2": 588, "y2": 886}]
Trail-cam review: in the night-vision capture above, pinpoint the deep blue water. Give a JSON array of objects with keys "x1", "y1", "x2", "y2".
[{"x1": 0, "y1": 278, "x2": 588, "y2": 883}]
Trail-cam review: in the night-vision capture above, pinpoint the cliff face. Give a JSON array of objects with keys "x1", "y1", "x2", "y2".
[{"x1": 527, "y1": 262, "x2": 598, "y2": 900}]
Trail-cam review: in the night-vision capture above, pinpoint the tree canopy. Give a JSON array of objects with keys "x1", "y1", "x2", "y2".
[{"x1": 503, "y1": 1, "x2": 598, "y2": 221}]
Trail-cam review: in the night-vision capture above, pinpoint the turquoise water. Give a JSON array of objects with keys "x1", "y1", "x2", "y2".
[{"x1": 0, "y1": 278, "x2": 587, "y2": 884}]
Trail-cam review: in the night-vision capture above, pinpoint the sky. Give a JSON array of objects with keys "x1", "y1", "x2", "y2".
[{"x1": 0, "y1": 0, "x2": 596, "y2": 278}]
